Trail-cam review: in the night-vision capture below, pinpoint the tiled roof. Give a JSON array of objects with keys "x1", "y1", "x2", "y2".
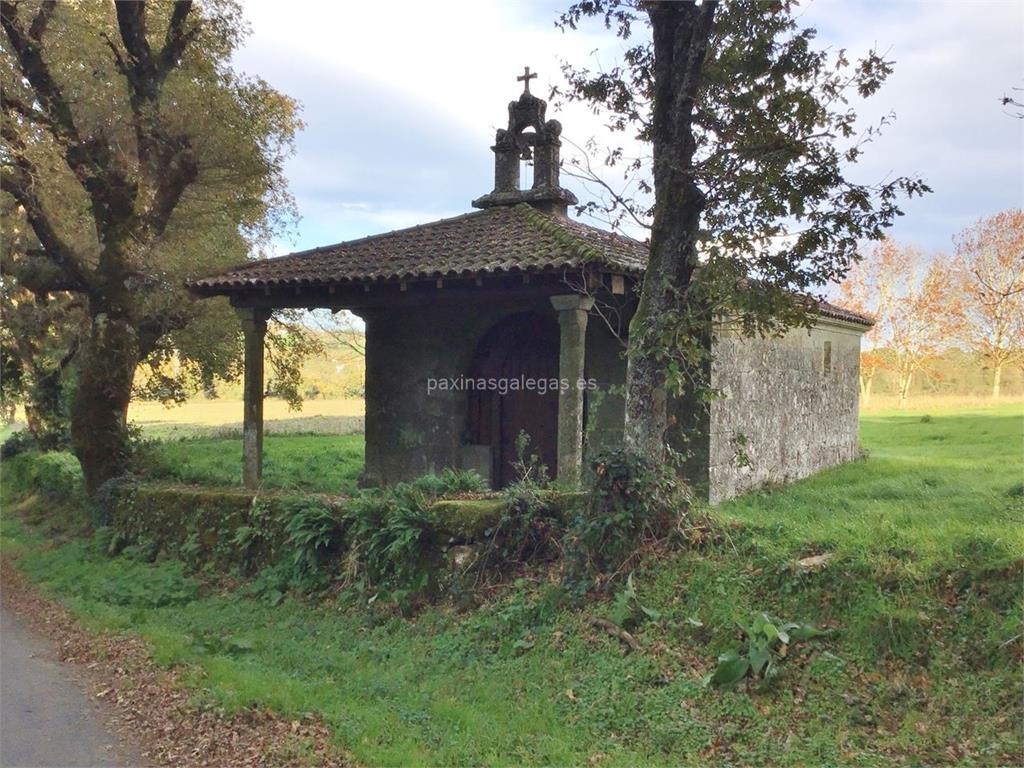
[
  {"x1": 188, "y1": 202, "x2": 870, "y2": 326},
  {"x1": 813, "y1": 299, "x2": 873, "y2": 326},
  {"x1": 188, "y1": 203, "x2": 647, "y2": 293}
]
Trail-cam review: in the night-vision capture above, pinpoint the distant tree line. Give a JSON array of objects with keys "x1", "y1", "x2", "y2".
[
  {"x1": 863, "y1": 349, "x2": 1023, "y2": 402},
  {"x1": 839, "y1": 209, "x2": 1024, "y2": 406}
]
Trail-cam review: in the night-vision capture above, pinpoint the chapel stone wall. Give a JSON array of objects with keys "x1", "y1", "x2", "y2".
[
  {"x1": 582, "y1": 318, "x2": 628, "y2": 463},
  {"x1": 361, "y1": 295, "x2": 563, "y2": 487},
  {"x1": 706, "y1": 321, "x2": 863, "y2": 503}
]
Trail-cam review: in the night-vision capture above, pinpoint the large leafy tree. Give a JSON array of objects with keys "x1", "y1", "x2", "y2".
[
  {"x1": 556, "y1": 0, "x2": 929, "y2": 461},
  {"x1": 1, "y1": 0, "x2": 301, "y2": 493}
]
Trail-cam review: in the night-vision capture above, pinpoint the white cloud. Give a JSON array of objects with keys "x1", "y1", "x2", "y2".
[{"x1": 233, "y1": 0, "x2": 1024, "y2": 256}]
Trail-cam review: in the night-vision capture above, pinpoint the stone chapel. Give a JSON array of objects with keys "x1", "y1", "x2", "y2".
[{"x1": 190, "y1": 69, "x2": 871, "y2": 502}]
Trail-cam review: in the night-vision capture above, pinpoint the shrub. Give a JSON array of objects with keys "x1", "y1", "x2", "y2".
[
  {"x1": 6, "y1": 451, "x2": 85, "y2": 499},
  {"x1": 405, "y1": 468, "x2": 486, "y2": 497},
  {"x1": 0, "y1": 421, "x2": 71, "y2": 457},
  {"x1": 475, "y1": 480, "x2": 563, "y2": 569},
  {"x1": 340, "y1": 468, "x2": 497, "y2": 597},
  {"x1": 93, "y1": 473, "x2": 140, "y2": 527},
  {"x1": 1, "y1": 429, "x2": 37, "y2": 459},
  {"x1": 345, "y1": 484, "x2": 443, "y2": 594},
  {"x1": 565, "y1": 449, "x2": 688, "y2": 588}
]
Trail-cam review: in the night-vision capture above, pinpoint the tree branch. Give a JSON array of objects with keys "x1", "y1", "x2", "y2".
[
  {"x1": 0, "y1": 91, "x2": 56, "y2": 131},
  {"x1": 0, "y1": 124, "x2": 92, "y2": 293},
  {"x1": 2, "y1": 0, "x2": 139, "y2": 233},
  {"x1": 676, "y1": 0, "x2": 717, "y2": 123},
  {"x1": 26, "y1": 0, "x2": 56, "y2": 40},
  {"x1": 115, "y1": 0, "x2": 156, "y2": 91},
  {"x1": 137, "y1": 308, "x2": 190, "y2": 359},
  {"x1": 100, "y1": 30, "x2": 129, "y2": 75},
  {"x1": 111, "y1": 0, "x2": 199, "y2": 235},
  {"x1": 158, "y1": 1, "x2": 198, "y2": 79},
  {"x1": 1, "y1": 0, "x2": 78, "y2": 142}
]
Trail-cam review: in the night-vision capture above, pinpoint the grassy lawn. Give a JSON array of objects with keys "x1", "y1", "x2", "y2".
[
  {"x1": 718, "y1": 401, "x2": 1024, "y2": 573},
  {"x1": 2, "y1": 404, "x2": 1021, "y2": 766},
  {"x1": 130, "y1": 397, "x2": 365, "y2": 440},
  {"x1": 145, "y1": 433, "x2": 364, "y2": 494}
]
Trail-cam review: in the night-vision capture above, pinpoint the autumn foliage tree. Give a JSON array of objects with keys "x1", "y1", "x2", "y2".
[
  {"x1": 838, "y1": 240, "x2": 908, "y2": 407},
  {"x1": 952, "y1": 209, "x2": 1024, "y2": 398},
  {"x1": 884, "y1": 248, "x2": 959, "y2": 407},
  {"x1": 556, "y1": 0, "x2": 928, "y2": 461},
  {"x1": 1, "y1": 0, "x2": 302, "y2": 493}
]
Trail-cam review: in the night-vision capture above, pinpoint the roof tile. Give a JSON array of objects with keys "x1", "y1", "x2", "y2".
[
  {"x1": 188, "y1": 203, "x2": 870, "y2": 326},
  {"x1": 189, "y1": 204, "x2": 646, "y2": 292}
]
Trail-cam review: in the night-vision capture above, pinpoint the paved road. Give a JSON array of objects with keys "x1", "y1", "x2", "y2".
[{"x1": 0, "y1": 608, "x2": 141, "y2": 767}]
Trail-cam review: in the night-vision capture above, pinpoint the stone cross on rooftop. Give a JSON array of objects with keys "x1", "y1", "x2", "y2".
[{"x1": 517, "y1": 66, "x2": 537, "y2": 94}]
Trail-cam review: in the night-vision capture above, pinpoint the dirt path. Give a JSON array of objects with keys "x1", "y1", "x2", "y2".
[{"x1": 1, "y1": 607, "x2": 144, "y2": 767}]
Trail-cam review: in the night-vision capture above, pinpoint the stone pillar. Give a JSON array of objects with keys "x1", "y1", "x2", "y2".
[
  {"x1": 353, "y1": 308, "x2": 384, "y2": 487},
  {"x1": 492, "y1": 130, "x2": 520, "y2": 193},
  {"x1": 550, "y1": 294, "x2": 594, "y2": 486},
  {"x1": 236, "y1": 307, "x2": 268, "y2": 489}
]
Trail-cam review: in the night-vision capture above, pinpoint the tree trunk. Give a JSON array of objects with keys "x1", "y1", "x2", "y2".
[
  {"x1": 623, "y1": 1, "x2": 716, "y2": 462},
  {"x1": 992, "y1": 363, "x2": 1002, "y2": 399},
  {"x1": 897, "y1": 370, "x2": 913, "y2": 408},
  {"x1": 861, "y1": 371, "x2": 874, "y2": 409},
  {"x1": 859, "y1": 364, "x2": 876, "y2": 409},
  {"x1": 624, "y1": 315, "x2": 670, "y2": 459},
  {"x1": 70, "y1": 314, "x2": 139, "y2": 496}
]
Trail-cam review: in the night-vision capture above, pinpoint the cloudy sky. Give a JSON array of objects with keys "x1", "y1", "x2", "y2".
[{"x1": 232, "y1": 0, "x2": 1023, "y2": 264}]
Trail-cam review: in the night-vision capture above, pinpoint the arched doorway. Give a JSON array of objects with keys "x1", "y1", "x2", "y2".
[{"x1": 465, "y1": 312, "x2": 559, "y2": 487}]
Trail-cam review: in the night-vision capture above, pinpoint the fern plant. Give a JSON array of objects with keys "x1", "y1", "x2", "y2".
[{"x1": 282, "y1": 497, "x2": 345, "y2": 586}]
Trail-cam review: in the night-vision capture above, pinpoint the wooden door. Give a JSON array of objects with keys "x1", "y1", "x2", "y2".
[{"x1": 466, "y1": 313, "x2": 560, "y2": 487}]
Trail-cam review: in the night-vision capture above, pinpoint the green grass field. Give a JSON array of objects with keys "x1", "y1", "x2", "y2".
[
  {"x1": 2, "y1": 404, "x2": 1021, "y2": 766},
  {"x1": 146, "y1": 433, "x2": 364, "y2": 493},
  {"x1": 718, "y1": 403, "x2": 1024, "y2": 573}
]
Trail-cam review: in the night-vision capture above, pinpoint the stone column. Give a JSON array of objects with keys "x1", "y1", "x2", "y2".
[
  {"x1": 236, "y1": 307, "x2": 268, "y2": 489},
  {"x1": 353, "y1": 308, "x2": 383, "y2": 487},
  {"x1": 550, "y1": 294, "x2": 594, "y2": 486}
]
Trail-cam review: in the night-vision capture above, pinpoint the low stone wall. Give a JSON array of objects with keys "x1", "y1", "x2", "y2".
[
  {"x1": 104, "y1": 483, "x2": 586, "y2": 572},
  {"x1": 106, "y1": 484, "x2": 303, "y2": 571}
]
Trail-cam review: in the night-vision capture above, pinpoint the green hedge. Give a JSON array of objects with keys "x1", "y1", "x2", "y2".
[
  {"x1": 3, "y1": 451, "x2": 84, "y2": 499},
  {"x1": 104, "y1": 486, "x2": 587, "y2": 572}
]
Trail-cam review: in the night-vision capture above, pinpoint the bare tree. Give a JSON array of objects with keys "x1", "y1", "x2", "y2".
[
  {"x1": 952, "y1": 209, "x2": 1024, "y2": 398},
  {"x1": 838, "y1": 240, "x2": 906, "y2": 408},
  {"x1": 887, "y1": 251, "x2": 959, "y2": 407}
]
